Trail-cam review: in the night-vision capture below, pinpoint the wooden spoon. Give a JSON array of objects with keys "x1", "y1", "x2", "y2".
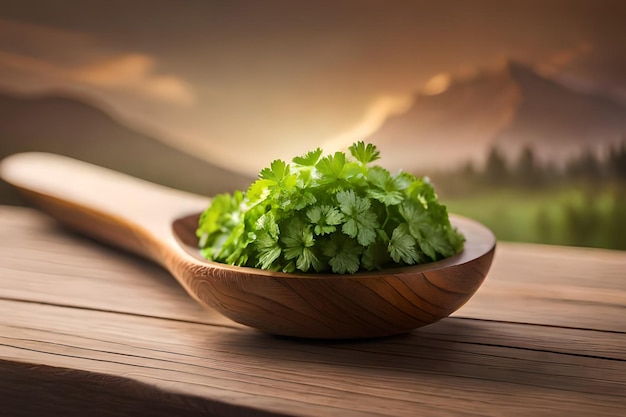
[{"x1": 0, "y1": 152, "x2": 496, "y2": 339}]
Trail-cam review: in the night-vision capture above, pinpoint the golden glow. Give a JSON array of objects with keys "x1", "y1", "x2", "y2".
[
  {"x1": 322, "y1": 94, "x2": 414, "y2": 153},
  {"x1": 73, "y1": 54, "x2": 195, "y2": 106},
  {"x1": 422, "y1": 73, "x2": 451, "y2": 95},
  {"x1": 0, "y1": 11, "x2": 614, "y2": 177},
  {"x1": 74, "y1": 54, "x2": 152, "y2": 86},
  {"x1": 0, "y1": 18, "x2": 195, "y2": 108}
]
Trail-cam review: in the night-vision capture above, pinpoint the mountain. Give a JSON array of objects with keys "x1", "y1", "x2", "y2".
[
  {"x1": 493, "y1": 63, "x2": 626, "y2": 163},
  {"x1": 366, "y1": 60, "x2": 626, "y2": 172},
  {"x1": 0, "y1": 91, "x2": 253, "y2": 205}
]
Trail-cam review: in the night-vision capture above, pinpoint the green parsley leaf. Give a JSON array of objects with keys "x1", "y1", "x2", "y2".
[
  {"x1": 306, "y1": 205, "x2": 344, "y2": 235},
  {"x1": 361, "y1": 240, "x2": 392, "y2": 271},
  {"x1": 315, "y1": 151, "x2": 347, "y2": 179},
  {"x1": 280, "y1": 219, "x2": 324, "y2": 272},
  {"x1": 260, "y1": 159, "x2": 289, "y2": 182},
  {"x1": 196, "y1": 141, "x2": 464, "y2": 274},
  {"x1": 293, "y1": 148, "x2": 323, "y2": 166},
  {"x1": 322, "y1": 234, "x2": 362, "y2": 274},
  {"x1": 336, "y1": 189, "x2": 378, "y2": 246},
  {"x1": 366, "y1": 166, "x2": 403, "y2": 206},
  {"x1": 349, "y1": 141, "x2": 381, "y2": 165},
  {"x1": 389, "y1": 223, "x2": 421, "y2": 264},
  {"x1": 254, "y1": 212, "x2": 282, "y2": 269}
]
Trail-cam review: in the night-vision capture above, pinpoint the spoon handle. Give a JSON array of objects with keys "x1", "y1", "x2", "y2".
[{"x1": 0, "y1": 152, "x2": 210, "y2": 263}]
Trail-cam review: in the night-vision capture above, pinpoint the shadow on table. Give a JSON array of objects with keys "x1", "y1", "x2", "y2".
[{"x1": 210, "y1": 319, "x2": 613, "y2": 396}]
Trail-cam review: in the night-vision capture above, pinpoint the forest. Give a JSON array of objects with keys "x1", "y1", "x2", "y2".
[{"x1": 430, "y1": 141, "x2": 626, "y2": 250}]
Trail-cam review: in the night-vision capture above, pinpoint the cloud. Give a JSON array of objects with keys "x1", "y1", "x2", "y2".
[
  {"x1": 0, "y1": 18, "x2": 195, "y2": 106},
  {"x1": 72, "y1": 54, "x2": 195, "y2": 106},
  {"x1": 0, "y1": 17, "x2": 91, "y2": 50},
  {"x1": 536, "y1": 41, "x2": 593, "y2": 76},
  {"x1": 0, "y1": 50, "x2": 64, "y2": 77},
  {"x1": 322, "y1": 94, "x2": 414, "y2": 153},
  {"x1": 421, "y1": 73, "x2": 452, "y2": 96}
]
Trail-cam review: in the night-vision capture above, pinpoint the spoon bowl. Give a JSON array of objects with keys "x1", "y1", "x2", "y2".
[{"x1": 1, "y1": 152, "x2": 495, "y2": 338}]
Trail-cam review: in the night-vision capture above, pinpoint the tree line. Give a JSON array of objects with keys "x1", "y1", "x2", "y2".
[
  {"x1": 478, "y1": 141, "x2": 626, "y2": 188},
  {"x1": 438, "y1": 141, "x2": 626, "y2": 250}
]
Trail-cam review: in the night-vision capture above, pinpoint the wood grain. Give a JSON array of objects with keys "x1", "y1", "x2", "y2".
[
  {"x1": 2, "y1": 205, "x2": 623, "y2": 333},
  {"x1": 1, "y1": 205, "x2": 626, "y2": 416},
  {"x1": 1, "y1": 152, "x2": 496, "y2": 338},
  {"x1": 2, "y1": 300, "x2": 625, "y2": 417}
]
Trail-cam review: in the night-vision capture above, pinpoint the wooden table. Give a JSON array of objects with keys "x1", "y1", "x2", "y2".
[{"x1": 1, "y1": 204, "x2": 625, "y2": 416}]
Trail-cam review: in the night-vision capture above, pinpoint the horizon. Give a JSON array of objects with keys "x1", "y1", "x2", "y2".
[
  {"x1": 1, "y1": 1, "x2": 626, "y2": 175},
  {"x1": 2, "y1": 55, "x2": 625, "y2": 177}
]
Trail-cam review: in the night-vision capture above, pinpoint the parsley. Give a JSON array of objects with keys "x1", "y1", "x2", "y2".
[
  {"x1": 336, "y1": 189, "x2": 378, "y2": 246},
  {"x1": 197, "y1": 141, "x2": 464, "y2": 274}
]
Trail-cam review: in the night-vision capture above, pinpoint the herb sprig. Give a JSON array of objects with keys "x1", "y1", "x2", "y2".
[{"x1": 196, "y1": 141, "x2": 464, "y2": 274}]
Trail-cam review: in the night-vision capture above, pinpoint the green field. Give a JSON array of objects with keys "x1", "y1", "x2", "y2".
[{"x1": 442, "y1": 184, "x2": 626, "y2": 250}]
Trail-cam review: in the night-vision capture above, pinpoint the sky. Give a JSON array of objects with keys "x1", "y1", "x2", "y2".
[{"x1": 1, "y1": 0, "x2": 625, "y2": 174}]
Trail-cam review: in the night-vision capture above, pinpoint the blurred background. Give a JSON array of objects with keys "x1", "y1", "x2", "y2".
[{"x1": 1, "y1": 0, "x2": 625, "y2": 250}]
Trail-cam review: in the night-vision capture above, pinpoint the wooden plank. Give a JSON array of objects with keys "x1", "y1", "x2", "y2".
[
  {"x1": 1, "y1": 205, "x2": 625, "y2": 332},
  {"x1": 2, "y1": 205, "x2": 626, "y2": 416},
  {"x1": 1, "y1": 360, "x2": 268, "y2": 417},
  {"x1": 1, "y1": 299, "x2": 625, "y2": 417},
  {"x1": 457, "y1": 242, "x2": 626, "y2": 332},
  {"x1": 0, "y1": 205, "x2": 236, "y2": 327}
]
